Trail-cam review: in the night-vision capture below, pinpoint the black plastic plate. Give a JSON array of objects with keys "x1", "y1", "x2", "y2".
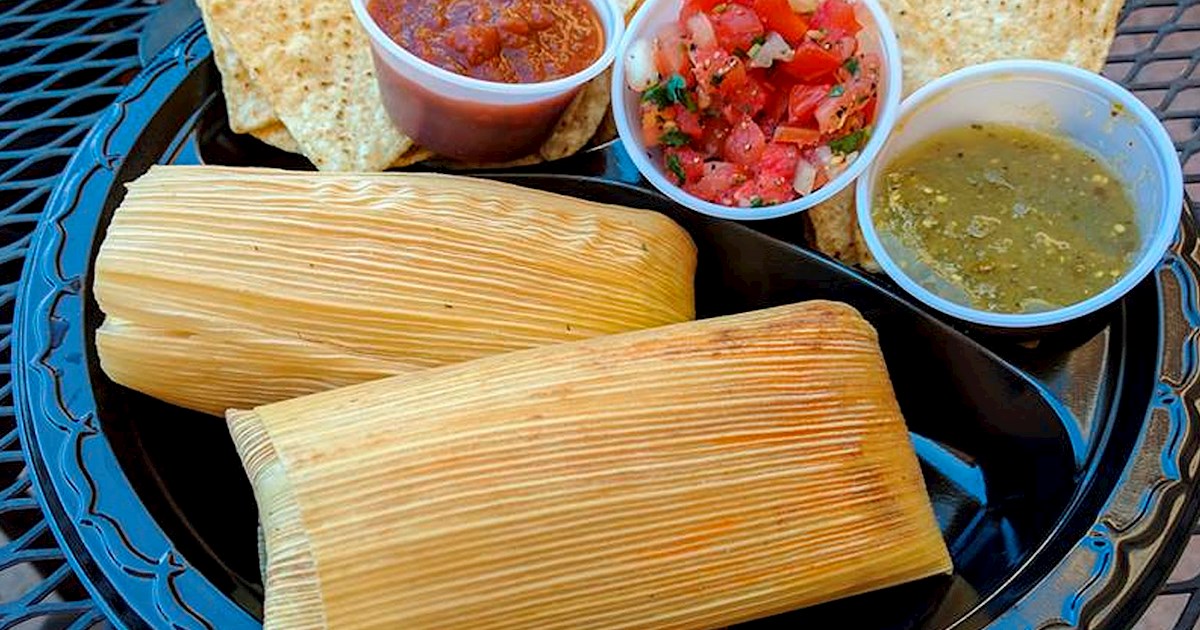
[{"x1": 13, "y1": 25, "x2": 1200, "y2": 630}]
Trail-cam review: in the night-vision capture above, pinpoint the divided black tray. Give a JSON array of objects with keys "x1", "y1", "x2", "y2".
[{"x1": 11, "y1": 20, "x2": 1200, "y2": 630}]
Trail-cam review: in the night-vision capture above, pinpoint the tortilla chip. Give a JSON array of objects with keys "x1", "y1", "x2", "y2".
[
  {"x1": 251, "y1": 123, "x2": 433, "y2": 168},
  {"x1": 807, "y1": 187, "x2": 858, "y2": 264},
  {"x1": 884, "y1": 0, "x2": 1122, "y2": 95},
  {"x1": 591, "y1": 109, "x2": 619, "y2": 147},
  {"x1": 197, "y1": 0, "x2": 275, "y2": 133},
  {"x1": 392, "y1": 147, "x2": 437, "y2": 167},
  {"x1": 250, "y1": 122, "x2": 301, "y2": 153},
  {"x1": 809, "y1": 0, "x2": 1123, "y2": 266},
  {"x1": 539, "y1": 69, "x2": 613, "y2": 161},
  {"x1": 206, "y1": 0, "x2": 411, "y2": 171}
]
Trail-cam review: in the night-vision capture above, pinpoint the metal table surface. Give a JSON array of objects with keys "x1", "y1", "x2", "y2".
[{"x1": 0, "y1": 0, "x2": 1199, "y2": 628}]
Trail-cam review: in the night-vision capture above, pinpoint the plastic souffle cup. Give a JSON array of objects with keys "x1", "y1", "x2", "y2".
[
  {"x1": 351, "y1": 0, "x2": 625, "y2": 162},
  {"x1": 612, "y1": 0, "x2": 902, "y2": 220},
  {"x1": 856, "y1": 60, "x2": 1184, "y2": 331}
]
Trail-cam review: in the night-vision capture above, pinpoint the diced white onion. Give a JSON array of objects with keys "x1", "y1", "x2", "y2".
[
  {"x1": 793, "y1": 158, "x2": 817, "y2": 195},
  {"x1": 686, "y1": 13, "x2": 717, "y2": 50},
  {"x1": 788, "y1": 0, "x2": 819, "y2": 12},
  {"x1": 813, "y1": 145, "x2": 833, "y2": 167},
  {"x1": 749, "y1": 32, "x2": 794, "y2": 68},
  {"x1": 828, "y1": 151, "x2": 858, "y2": 179},
  {"x1": 624, "y1": 38, "x2": 660, "y2": 91}
]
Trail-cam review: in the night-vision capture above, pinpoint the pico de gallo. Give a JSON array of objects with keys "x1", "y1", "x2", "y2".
[{"x1": 625, "y1": 0, "x2": 880, "y2": 208}]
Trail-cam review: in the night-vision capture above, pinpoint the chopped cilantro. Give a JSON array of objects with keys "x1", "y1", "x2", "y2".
[
  {"x1": 749, "y1": 196, "x2": 765, "y2": 208},
  {"x1": 751, "y1": 34, "x2": 767, "y2": 46},
  {"x1": 680, "y1": 89, "x2": 697, "y2": 112},
  {"x1": 843, "y1": 57, "x2": 859, "y2": 75},
  {"x1": 660, "y1": 129, "x2": 690, "y2": 147},
  {"x1": 747, "y1": 43, "x2": 762, "y2": 58},
  {"x1": 828, "y1": 127, "x2": 869, "y2": 154},
  {"x1": 829, "y1": 84, "x2": 845, "y2": 97},
  {"x1": 642, "y1": 73, "x2": 690, "y2": 108},
  {"x1": 666, "y1": 153, "x2": 687, "y2": 184}
]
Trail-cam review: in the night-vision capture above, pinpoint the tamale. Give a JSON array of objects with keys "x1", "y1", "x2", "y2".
[
  {"x1": 228, "y1": 300, "x2": 952, "y2": 630},
  {"x1": 95, "y1": 165, "x2": 696, "y2": 416}
]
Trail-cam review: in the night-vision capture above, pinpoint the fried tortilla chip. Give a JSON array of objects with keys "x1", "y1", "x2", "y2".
[
  {"x1": 539, "y1": 69, "x2": 613, "y2": 161},
  {"x1": 197, "y1": 0, "x2": 275, "y2": 133},
  {"x1": 885, "y1": 0, "x2": 1122, "y2": 96},
  {"x1": 206, "y1": 0, "x2": 411, "y2": 171},
  {"x1": 250, "y1": 122, "x2": 300, "y2": 154},
  {"x1": 809, "y1": 0, "x2": 1123, "y2": 265},
  {"x1": 250, "y1": 123, "x2": 434, "y2": 167},
  {"x1": 807, "y1": 188, "x2": 859, "y2": 264}
]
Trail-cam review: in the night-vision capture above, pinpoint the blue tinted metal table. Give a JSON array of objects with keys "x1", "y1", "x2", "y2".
[{"x1": 1, "y1": 1, "x2": 1199, "y2": 628}]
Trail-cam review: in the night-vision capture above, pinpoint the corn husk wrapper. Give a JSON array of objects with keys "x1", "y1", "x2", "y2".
[
  {"x1": 94, "y1": 165, "x2": 697, "y2": 416},
  {"x1": 808, "y1": 0, "x2": 1123, "y2": 266},
  {"x1": 229, "y1": 300, "x2": 952, "y2": 630}
]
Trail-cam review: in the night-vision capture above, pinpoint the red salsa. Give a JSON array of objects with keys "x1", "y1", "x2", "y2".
[
  {"x1": 368, "y1": 0, "x2": 605, "y2": 83},
  {"x1": 626, "y1": 0, "x2": 880, "y2": 208}
]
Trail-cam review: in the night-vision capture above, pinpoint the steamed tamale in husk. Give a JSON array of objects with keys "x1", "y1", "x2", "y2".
[
  {"x1": 94, "y1": 165, "x2": 697, "y2": 416},
  {"x1": 229, "y1": 301, "x2": 952, "y2": 630}
]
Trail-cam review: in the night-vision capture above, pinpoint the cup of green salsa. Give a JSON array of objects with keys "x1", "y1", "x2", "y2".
[{"x1": 856, "y1": 60, "x2": 1183, "y2": 331}]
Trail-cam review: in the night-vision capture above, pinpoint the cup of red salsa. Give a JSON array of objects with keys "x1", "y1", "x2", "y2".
[{"x1": 352, "y1": 0, "x2": 624, "y2": 162}]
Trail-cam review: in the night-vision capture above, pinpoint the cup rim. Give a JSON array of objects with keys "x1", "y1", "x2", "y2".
[
  {"x1": 349, "y1": 0, "x2": 625, "y2": 97},
  {"x1": 854, "y1": 59, "x2": 1185, "y2": 329},
  {"x1": 611, "y1": 0, "x2": 903, "y2": 220}
]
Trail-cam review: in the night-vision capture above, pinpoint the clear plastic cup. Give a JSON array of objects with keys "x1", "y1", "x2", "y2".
[
  {"x1": 856, "y1": 60, "x2": 1184, "y2": 330},
  {"x1": 351, "y1": 0, "x2": 625, "y2": 162},
  {"x1": 611, "y1": 0, "x2": 902, "y2": 220}
]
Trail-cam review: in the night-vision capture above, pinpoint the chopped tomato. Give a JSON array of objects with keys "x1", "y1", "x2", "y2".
[
  {"x1": 860, "y1": 95, "x2": 878, "y2": 118},
  {"x1": 692, "y1": 47, "x2": 749, "y2": 111},
  {"x1": 720, "y1": 74, "x2": 769, "y2": 122},
  {"x1": 723, "y1": 116, "x2": 766, "y2": 165},
  {"x1": 760, "y1": 142, "x2": 800, "y2": 178},
  {"x1": 814, "y1": 92, "x2": 848, "y2": 133},
  {"x1": 698, "y1": 116, "x2": 732, "y2": 156},
  {"x1": 654, "y1": 23, "x2": 690, "y2": 77},
  {"x1": 732, "y1": 144, "x2": 798, "y2": 206},
  {"x1": 812, "y1": 0, "x2": 860, "y2": 38},
  {"x1": 673, "y1": 104, "x2": 704, "y2": 136},
  {"x1": 777, "y1": 41, "x2": 842, "y2": 82},
  {"x1": 829, "y1": 35, "x2": 858, "y2": 61},
  {"x1": 773, "y1": 125, "x2": 821, "y2": 146},
  {"x1": 751, "y1": 0, "x2": 809, "y2": 44},
  {"x1": 709, "y1": 4, "x2": 764, "y2": 53},
  {"x1": 682, "y1": 0, "x2": 724, "y2": 19},
  {"x1": 758, "y1": 81, "x2": 796, "y2": 131},
  {"x1": 665, "y1": 146, "x2": 707, "y2": 183},
  {"x1": 787, "y1": 83, "x2": 831, "y2": 124},
  {"x1": 686, "y1": 161, "x2": 748, "y2": 204}
]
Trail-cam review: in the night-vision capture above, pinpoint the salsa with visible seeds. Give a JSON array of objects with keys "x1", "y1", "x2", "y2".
[
  {"x1": 369, "y1": 0, "x2": 604, "y2": 83},
  {"x1": 872, "y1": 123, "x2": 1140, "y2": 313}
]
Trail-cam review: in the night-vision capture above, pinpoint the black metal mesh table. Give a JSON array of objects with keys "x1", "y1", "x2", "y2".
[{"x1": 0, "y1": 1, "x2": 1199, "y2": 628}]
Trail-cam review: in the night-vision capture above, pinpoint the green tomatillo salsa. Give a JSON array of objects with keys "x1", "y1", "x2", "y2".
[{"x1": 872, "y1": 123, "x2": 1140, "y2": 314}]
